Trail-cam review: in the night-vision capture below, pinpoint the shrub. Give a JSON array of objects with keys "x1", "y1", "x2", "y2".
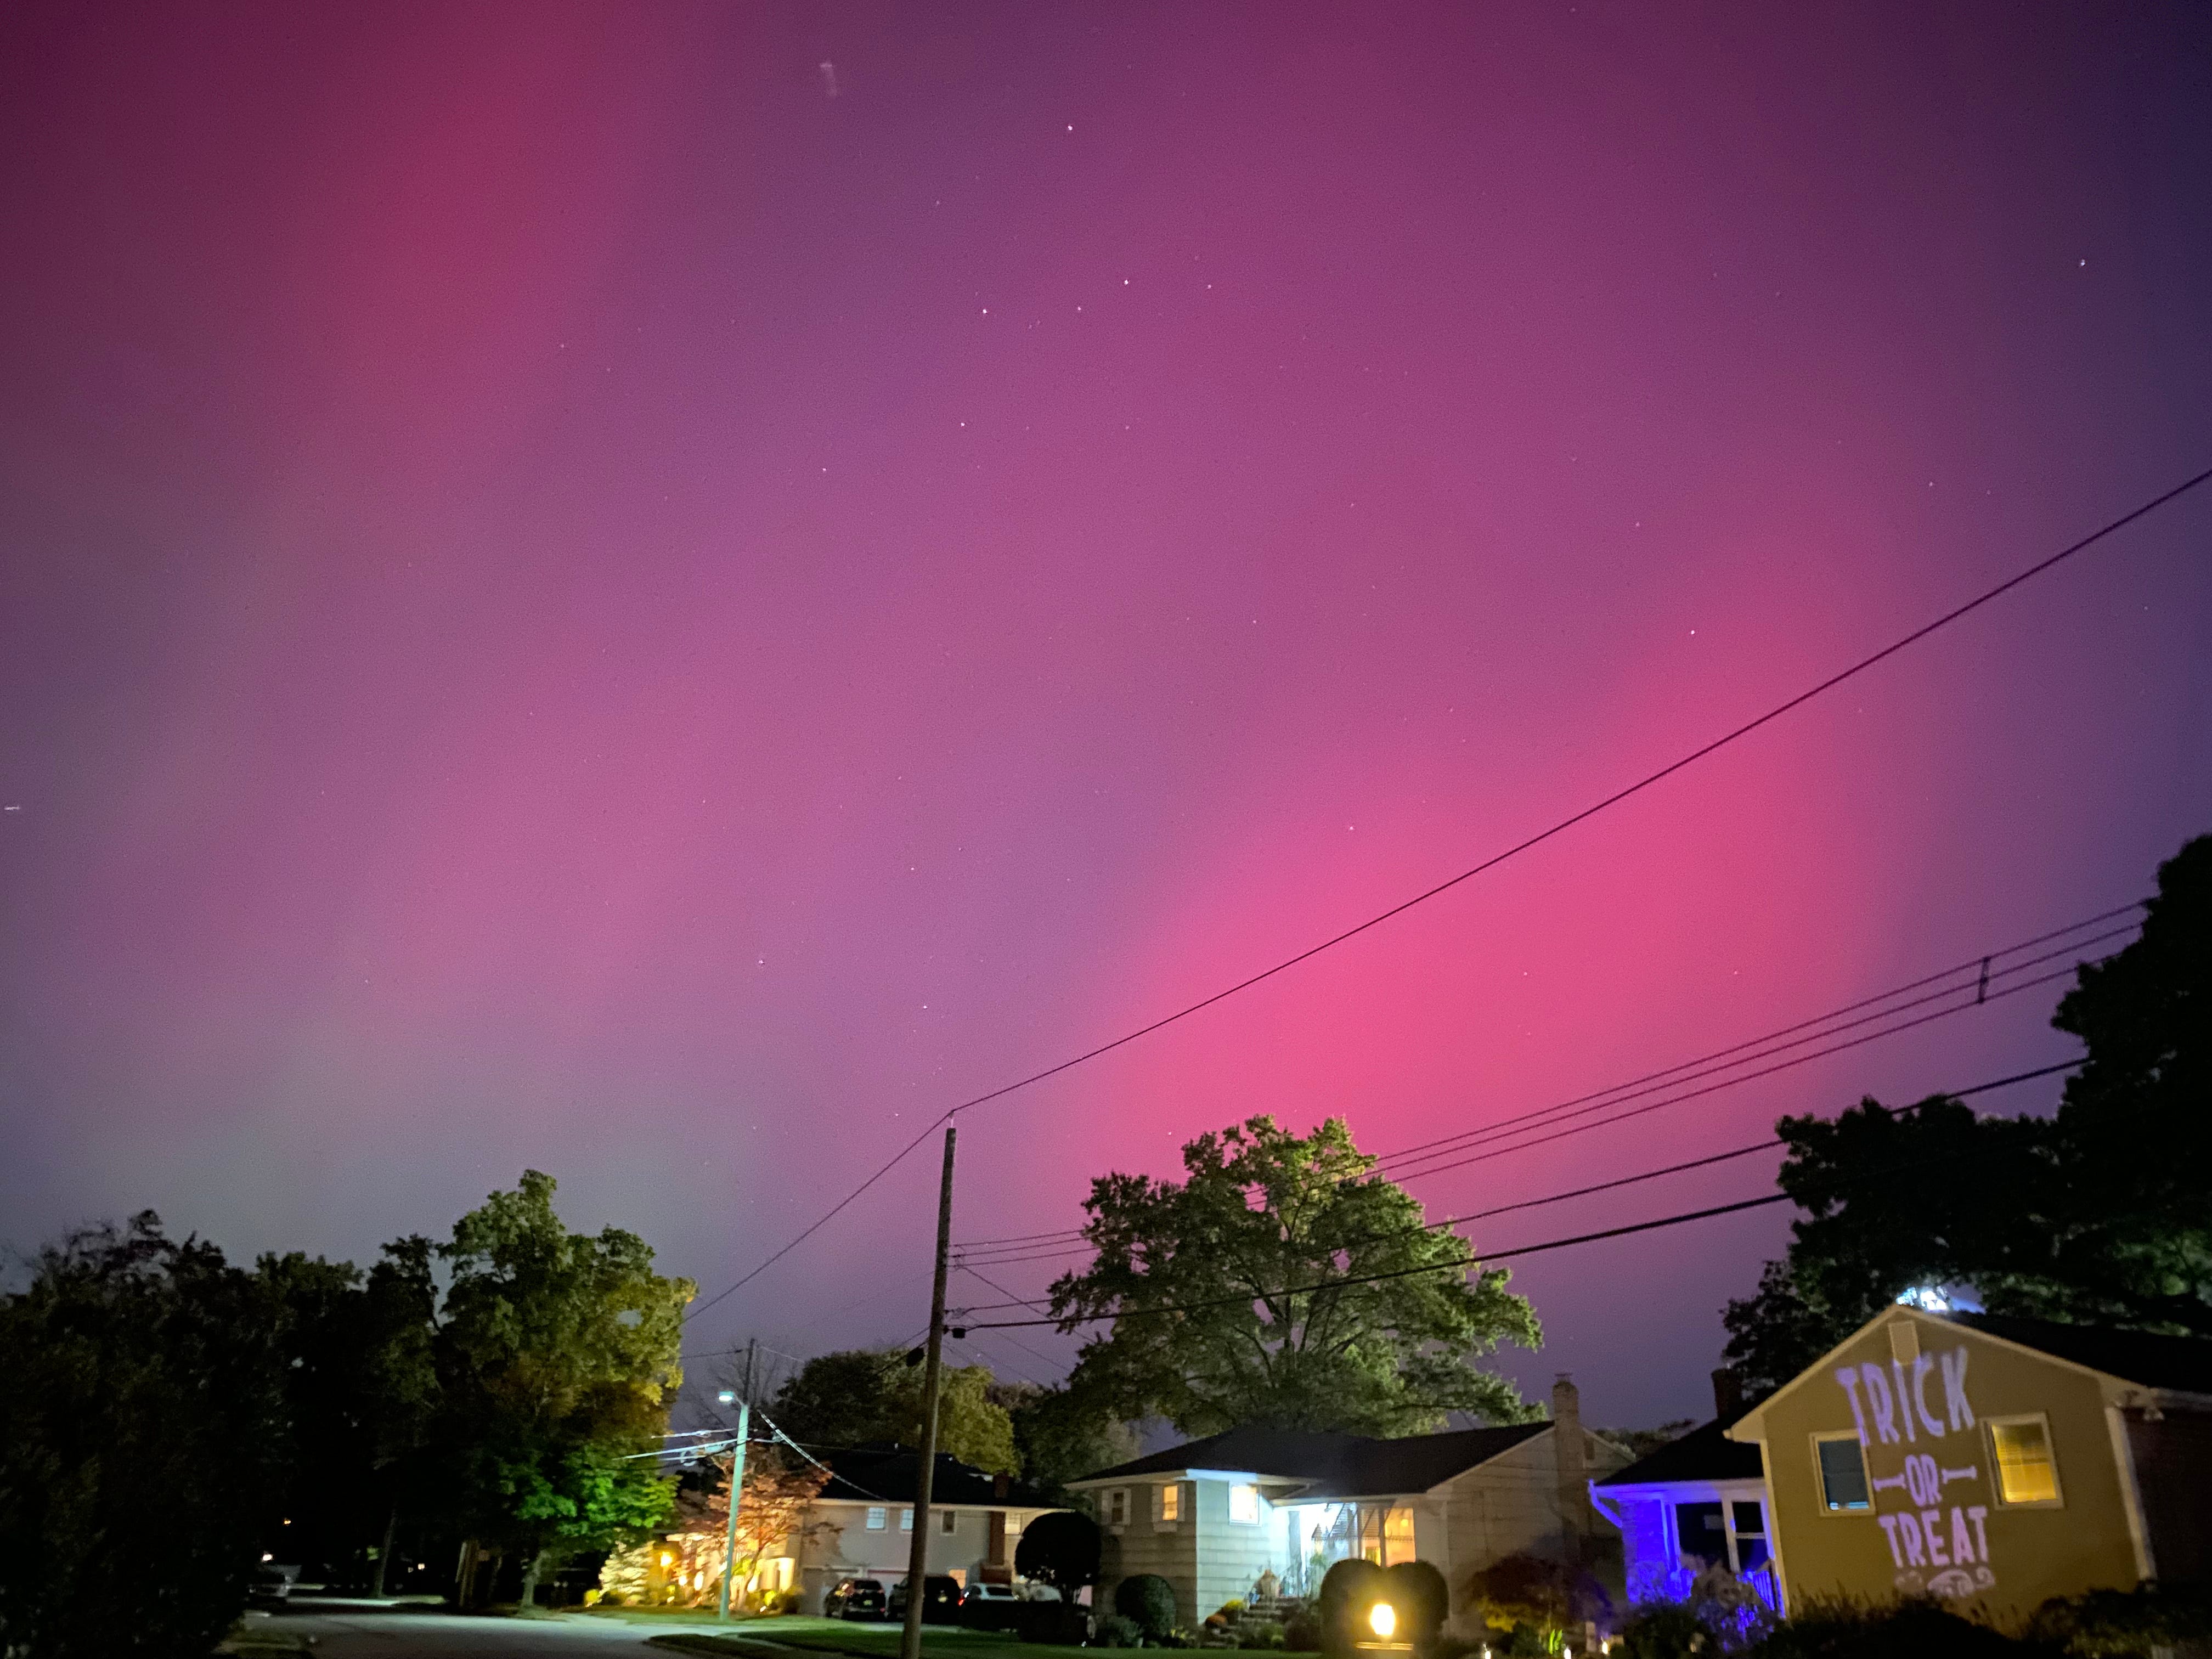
[
  {"x1": 1118, "y1": 1575, "x2": 1182, "y2": 1639},
  {"x1": 1318, "y1": 1559, "x2": 1389, "y2": 1657},
  {"x1": 1385, "y1": 1561, "x2": 1449, "y2": 1648},
  {"x1": 1744, "y1": 1596, "x2": 2030, "y2": 1658},
  {"x1": 1238, "y1": 1619, "x2": 1287, "y2": 1649},
  {"x1": 2027, "y1": 1582, "x2": 2212, "y2": 1656},
  {"x1": 1618, "y1": 1602, "x2": 1707, "y2": 1658},
  {"x1": 1094, "y1": 1615, "x2": 1146, "y2": 1647},
  {"x1": 1283, "y1": 1609, "x2": 1323, "y2": 1651}
]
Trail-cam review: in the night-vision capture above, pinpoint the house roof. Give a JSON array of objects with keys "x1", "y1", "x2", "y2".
[
  {"x1": 1945, "y1": 1312, "x2": 2212, "y2": 1395},
  {"x1": 1071, "y1": 1421, "x2": 1552, "y2": 1499},
  {"x1": 803, "y1": 1443, "x2": 1060, "y2": 1509},
  {"x1": 1730, "y1": 1305, "x2": 2212, "y2": 1445},
  {"x1": 1595, "y1": 1418, "x2": 1764, "y2": 1489}
]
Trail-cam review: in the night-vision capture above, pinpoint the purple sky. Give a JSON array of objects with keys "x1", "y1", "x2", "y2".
[{"x1": 2, "y1": 2, "x2": 2209, "y2": 1427}]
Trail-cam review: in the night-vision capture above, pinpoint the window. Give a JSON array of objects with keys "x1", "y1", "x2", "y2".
[
  {"x1": 900, "y1": 1508, "x2": 913, "y2": 1532},
  {"x1": 1382, "y1": 1506, "x2": 1415, "y2": 1568},
  {"x1": 1107, "y1": 1489, "x2": 1129, "y2": 1526},
  {"x1": 1730, "y1": 1501, "x2": 1770, "y2": 1573},
  {"x1": 1229, "y1": 1485, "x2": 1261, "y2": 1524},
  {"x1": 1673, "y1": 1502, "x2": 1726, "y2": 1569},
  {"x1": 1154, "y1": 1482, "x2": 1183, "y2": 1522},
  {"x1": 941, "y1": 1508, "x2": 958, "y2": 1534},
  {"x1": 866, "y1": 1506, "x2": 888, "y2": 1531},
  {"x1": 1813, "y1": 1432, "x2": 1872, "y2": 1512},
  {"x1": 1988, "y1": 1415, "x2": 2062, "y2": 1506}
]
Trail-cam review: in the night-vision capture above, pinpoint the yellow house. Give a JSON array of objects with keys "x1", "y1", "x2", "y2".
[{"x1": 1727, "y1": 1306, "x2": 2212, "y2": 1630}]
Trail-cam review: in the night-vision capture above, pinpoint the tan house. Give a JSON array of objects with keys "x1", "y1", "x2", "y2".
[
  {"x1": 1068, "y1": 1379, "x2": 1630, "y2": 1630},
  {"x1": 1727, "y1": 1306, "x2": 2212, "y2": 1629}
]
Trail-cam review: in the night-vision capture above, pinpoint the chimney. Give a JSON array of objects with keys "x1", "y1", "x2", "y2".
[
  {"x1": 993, "y1": 1471, "x2": 1009, "y2": 1500},
  {"x1": 1552, "y1": 1374, "x2": 1589, "y2": 1555},
  {"x1": 1712, "y1": 1368, "x2": 1743, "y2": 1424}
]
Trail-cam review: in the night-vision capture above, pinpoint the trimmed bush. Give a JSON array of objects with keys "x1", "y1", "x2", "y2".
[
  {"x1": 1318, "y1": 1560, "x2": 1389, "y2": 1658},
  {"x1": 1282, "y1": 1609, "x2": 1323, "y2": 1652},
  {"x1": 1118, "y1": 1574, "x2": 1182, "y2": 1639},
  {"x1": 1384, "y1": 1561, "x2": 1448, "y2": 1649},
  {"x1": 1094, "y1": 1614, "x2": 1145, "y2": 1647}
]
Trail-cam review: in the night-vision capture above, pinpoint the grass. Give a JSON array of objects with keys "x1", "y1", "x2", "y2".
[{"x1": 646, "y1": 1620, "x2": 1086, "y2": 1659}]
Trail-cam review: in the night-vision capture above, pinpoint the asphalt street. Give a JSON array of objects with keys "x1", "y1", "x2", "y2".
[{"x1": 258, "y1": 1601, "x2": 730, "y2": 1659}]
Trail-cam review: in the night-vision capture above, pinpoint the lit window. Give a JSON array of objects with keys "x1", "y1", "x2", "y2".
[
  {"x1": 1383, "y1": 1506, "x2": 1415, "y2": 1567},
  {"x1": 900, "y1": 1508, "x2": 914, "y2": 1531},
  {"x1": 866, "y1": 1506, "x2": 888, "y2": 1531},
  {"x1": 1989, "y1": 1417, "x2": 2061, "y2": 1506},
  {"x1": 1813, "y1": 1433, "x2": 1872, "y2": 1511},
  {"x1": 1229, "y1": 1485, "x2": 1260, "y2": 1524},
  {"x1": 1153, "y1": 1482, "x2": 1182, "y2": 1521}
]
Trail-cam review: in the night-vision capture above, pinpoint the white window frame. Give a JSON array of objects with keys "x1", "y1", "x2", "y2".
[
  {"x1": 1810, "y1": 1431, "x2": 1873, "y2": 1514},
  {"x1": 866, "y1": 1506, "x2": 888, "y2": 1531},
  {"x1": 1229, "y1": 1484, "x2": 1260, "y2": 1524},
  {"x1": 1106, "y1": 1488, "x2": 1129, "y2": 1526},
  {"x1": 1154, "y1": 1481, "x2": 1183, "y2": 1523},
  {"x1": 941, "y1": 1507, "x2": 958, "y2": 1534},
  {"x1": 900, "y1": 1507, "x2": 914, "y2": 1531},
  {"x1": 1985, "y1": 1413, "x2": 2065, "y2": 1509}
]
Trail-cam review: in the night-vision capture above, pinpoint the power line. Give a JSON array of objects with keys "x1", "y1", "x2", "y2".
[
  {"x1": 955, "y1": 941, "x2": 2121, "y2": 1270},
  {"x1": 950, "y1": 1057, "x2": 2083, "y2": 1311},
  {"x1": 963, "y1": 1194, "x2": 1798, "y2": 1330},
  {"x1": 951, "y1": 902, "x2": 2139, "y2": 1260},
  {"x1": 685, "y1": 468, "x2": 2208, "y2": 1320}
]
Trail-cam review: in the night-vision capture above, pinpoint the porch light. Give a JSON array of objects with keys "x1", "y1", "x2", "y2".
[{"x1": 1368, "y1": 1602, "x2": 1396, "y2": 1639}]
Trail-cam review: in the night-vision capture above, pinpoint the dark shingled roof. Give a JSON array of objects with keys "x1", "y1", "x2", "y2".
[
  {"x1": 1946, "y1": 1313, "x2": 2212, "y2": 1395},
  {"x1": 1074, "y1": 1422, "x2": 1551, "y2": 1498},
  {"x1": 806, "y1": 1444, "x2": 1060, "y2": 1509},
  {"x1": 1595, "y1": 1418, "x2": 1764, "y2": 1489}
]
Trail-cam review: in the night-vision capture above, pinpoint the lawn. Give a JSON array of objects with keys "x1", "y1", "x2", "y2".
[{"x1": 645, "y1": 1619, "x2": 1087, "y2": 1659}]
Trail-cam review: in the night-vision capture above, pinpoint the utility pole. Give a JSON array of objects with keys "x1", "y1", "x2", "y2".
[
  {"x1": 899, "y1": 1124, "x2": 958, "y2": 1659},
  {"x1": 717, "y1": 1343, "x2": 755, "y2": 1623}
]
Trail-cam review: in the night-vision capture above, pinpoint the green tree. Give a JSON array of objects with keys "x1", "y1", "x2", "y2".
[
  {"x1": 257, "y1": 1238, "x2": 438, "y2": 1589},
  {"x1": 1723, "y1": 833, "x2": 2210, "y2": 1391},
  {"x1": 770, "y1": 1350, "x2": 1019, "y2": 1473},
  {"x1": 431, "y1": 1171, "x2": 693, "y2": 1605},
  {"x1": 1049, "y1": 1115, "x2": 1540, "y2": 1436},
  {"x1": 997, "y1": 1378, "x2": 1139, "y2": 1494},
  {"x1": 0, "y1": 1214, "x2": 290, "y2": 1659}
]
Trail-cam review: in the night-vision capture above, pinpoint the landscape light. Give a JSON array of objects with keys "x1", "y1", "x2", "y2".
[
  {"x1": 1368, "y1": 1602, "x2": 1396, "y2": 1639},
  {"x1": 718, "y1": 1389, "x2": 737, "y2": 1403}
]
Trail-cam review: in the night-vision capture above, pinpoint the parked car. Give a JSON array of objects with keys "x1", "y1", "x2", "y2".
[
  {"x1": 249, "y1": 1564, "x2": 300, "y2": 1605},
  {"x1": 888, "y1": 1575, "x2": 965, "y2": 1623},
  {"x1": 960, "y1": 1581, "x2": 1023, "y2": 1631},
  {"x1": 825, "y1": 1577, "x2": 888, "y2": 1620}
]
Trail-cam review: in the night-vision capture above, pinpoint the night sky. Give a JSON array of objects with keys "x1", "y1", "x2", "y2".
[{"x1": 3, "y1": 2, "x2": 2209, "y2": 1427}]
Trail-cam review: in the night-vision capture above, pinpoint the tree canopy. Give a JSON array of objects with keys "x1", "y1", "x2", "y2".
[
  {"x1": 431, "y1": 1170, "x2": 695, "y2": 1601},
  {"x1": 0, "y1": 1215, "x2": 290, "y2": 1659},
  {"x1": 1723, "y1": 832, "x2": 2210, "y2": 1391},
  {"x1": 770, "y1": 1350, "x2": 1019, "y2": 1474},
  {"x1": 1049, "y1": 1115, "x2": 1541, "y2": 1436}
]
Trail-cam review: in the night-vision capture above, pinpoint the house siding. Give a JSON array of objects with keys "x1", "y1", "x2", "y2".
[
  {"x1": 1733, "y1": 1310, "x2": 2152, "y2": 1629},
  {"x1": 798, "y1": 1502, "x2": 1037, "y2": 1612}
]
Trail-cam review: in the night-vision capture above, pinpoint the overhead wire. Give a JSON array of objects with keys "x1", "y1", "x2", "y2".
[
  {"x1": 950, "y1": 905, "x2": 2137, "y2": 1260},
  {"x1": 947, "y1": 1054, "x2": 2086, "y2": 1316},
  {"x1": 684, "y1": 466, "x2": 2210, "y2": 1323}
]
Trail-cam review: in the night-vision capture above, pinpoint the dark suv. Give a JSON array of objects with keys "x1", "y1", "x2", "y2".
[
  {"x1": 825, "y1": 1577, "x2": 888, "y2": 1620},
  {"x1": 889, "y1": 1575, "x2": 964, "y2": 1624}
]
